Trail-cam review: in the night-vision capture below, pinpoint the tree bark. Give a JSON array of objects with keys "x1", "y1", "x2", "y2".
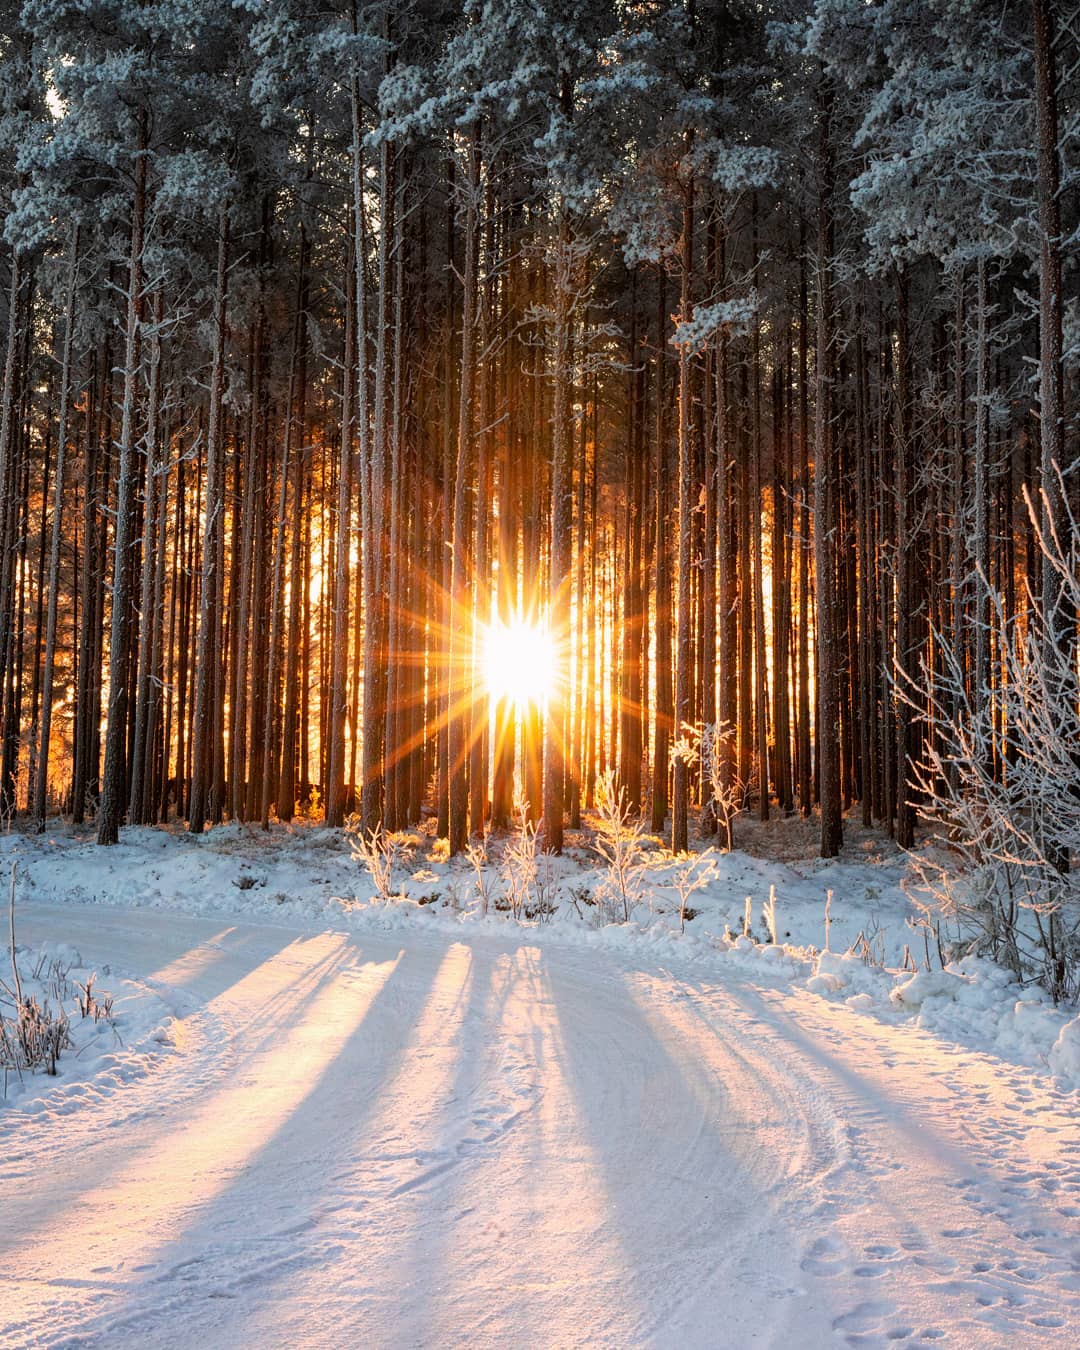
[{"x1": 98, "y1": 110, "x2": 148, "y2": 845}]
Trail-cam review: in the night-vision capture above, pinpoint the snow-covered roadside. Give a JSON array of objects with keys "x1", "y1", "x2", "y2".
[
  {"x1": 2, "y1": 818, "x2": 1079, "y2": 1096},
  {"x1": 4, "y1": 898, "x2": 1079, "y2": 1349},
  {"x1": 1, "y1": 939, "x2": 177, "y2": 1113}
]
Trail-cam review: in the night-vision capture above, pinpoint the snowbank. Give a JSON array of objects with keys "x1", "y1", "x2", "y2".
[
  {"x1": 803, "y1": 947, "x2": 1080, "y2": 1090},
  {"x1": 2, "y1": 820, "x2": 1077, "y2": 1097},
  {"x1": 1, "y1": 939, "x2": 177, "y2": 1113}
]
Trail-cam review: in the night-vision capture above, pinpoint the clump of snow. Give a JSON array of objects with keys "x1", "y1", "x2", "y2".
[
  {"x1": 890, "y1": 969, "x2": 970, "y2": 1008},
  {"x1": 1049, "y1": 1016, "x2": 1080, "y2": 1079}
]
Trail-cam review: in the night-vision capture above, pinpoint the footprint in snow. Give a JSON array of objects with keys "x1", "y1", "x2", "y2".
[
  {"x1": 831, "y1": 1298, "x2": 897, "y2": 1332},
  {"x1": 800, "y1": 1233, "x2": 848, "y2": 1276}
]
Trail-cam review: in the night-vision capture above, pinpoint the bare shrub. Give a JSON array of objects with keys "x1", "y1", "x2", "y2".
[
  {"x1": 673, "y1": 722, "x2": 742, "y2": 848},
  {"x1": 465, "y1": 829, "x2": 495, "y2": 917},
  {"x1": 74, "y1": 973, "x2": 113, "y2": 1023},
  {"x1": 908, "y1": 481, "x2": 1080, "y2": 1002},
  {"x1": 1, "y1": 864, "x2": 73, "y2": 1087},
  {"x1": 671, "y1": 849, "x2": 718, "y2": 933},
  {"x1": 0, "y1": 992, "x2": 71, "y2": 1080},
  {"x1": 499, "y1": 795, "x2": 539, "y2": 923},
  {"x1": 592, "y1": 771, "x2": 649, "y2": 924},
  {"x1": 347, "y1": 820, "x2": 415, "y2": 903}
]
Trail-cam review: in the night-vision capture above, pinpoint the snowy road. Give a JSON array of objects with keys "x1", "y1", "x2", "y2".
[{"x1": 2, "y1": 903, "x2": 1078, "y2": 1349}]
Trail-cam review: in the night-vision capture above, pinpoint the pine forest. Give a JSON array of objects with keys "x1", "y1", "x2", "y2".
[{"x1": 0, "y1": 0, "x2": 1075, "y2": 901}]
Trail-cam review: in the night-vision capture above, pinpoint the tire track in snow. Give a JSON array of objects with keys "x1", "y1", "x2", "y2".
[
  {"x1": 653, "y1": 972, "x2": 1080, "y2": 1346},
  {"x1": 2, "y1": 904, "x2": 1077, "y2": 1349}
]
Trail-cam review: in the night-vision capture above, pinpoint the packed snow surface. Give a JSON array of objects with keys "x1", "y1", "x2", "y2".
[{"x1": 1, "y1": 823, "x2": 1078, "y2": 1347}]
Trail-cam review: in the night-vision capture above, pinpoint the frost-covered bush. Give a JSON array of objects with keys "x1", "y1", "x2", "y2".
[
  {"x1": 465, "y1": 830, "x2": 494, "y2": 918},
  {"x1": 498, "y1": 796, "x2": 556, "y2": 924},
  {"x1": 348, "y1": 821, "x2": 415, "y2": 903},
  {"x1": 592, "y1": 771, "x2": 649, "y2": 924},
  {"x1": 910, "y1": 486, "x2": 1080, "y2": 1003},
  {"x1": 2, "y1": 869, "x2": 112, "y2": 1087},
  {"x1": 1, "y1": 990, "x2": 71, "y2": 1080},
  {"x1": 671, "y1": 849, "x2": 718, "y2": 933},
  {"x1": 673, "y1": 721, "x2": 740, "y2": 848},
  {"x1": 499, "y1": 800, "x2": 537, "y2": 923}
]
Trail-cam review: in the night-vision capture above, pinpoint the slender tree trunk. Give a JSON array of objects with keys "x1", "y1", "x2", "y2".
[
  {"x1": 447, "y1": 125, "x2": 479, "y2": 854},
  {"x1": 278, "y1": 249, "x2": 309, "y2": 827},
  {"x1": 972, "y1": 257, "x2": 991, "y2": 727},
  {"x1": 189, "y1": 207, "x2": 230, "y2": 833},
  {"x1": 33, "y1": 227, "x2": 79, "y2": 829},
  {"x1": 652, "y1": 271, "x2": 672, "y2": 834},
  {"x1": 98, "y1": 110, "x2": 148, "y2": 845},
  {"x1": 129, "y1": 286, "x2": 163, "y2": 824},
  {"x1": 327, "y1": 232, "x2": 355, "y2": 828},
  {"x1": 544, "y1": 80, "x2": 576, "y2": 854},
  {"x1": 894, "y1": 268, "x2": 918, "y2": 849},
  {"x1": 1032, "y1": 0, "x2": 1072, "y2": 912},
  {"x1": 814, "y1": 85, "x2": 843, "y2": 859},
  {"x1": 1032, "y1": 0, "x2": 1068, "y2": 653},
  {"x1": 672, "y1": 162, "x2": 694, "y2": 854},
  {"x1": 260, "y1": 251, "x2": 305, "y2": 828}
]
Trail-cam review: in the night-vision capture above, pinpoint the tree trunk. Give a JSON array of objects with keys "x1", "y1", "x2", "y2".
[
  {"x1": 189, "y1": 207, "x2": 230, "y2": 832},
  {"x1": 814, "y1": 85, "x2": 843, "y2": 859},
  {"x1": 447, "y1": 125, "x2": 479, "y2": 854},
  {"x1": 672, "y1": 163, "x2": 694, "y2": 854},
  {"x1": 33, "y1": 227, "x2": 79, "y2": 829},
  {"x1": 98, "y1": 110, "x2": 148, "y2": 846}
]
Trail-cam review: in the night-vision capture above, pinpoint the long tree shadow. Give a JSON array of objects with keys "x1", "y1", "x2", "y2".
[
  {"x1": 143, "y1": 924, "x2": 297, "y2": 1005},
  {"x1": 221, "y1": 938, "x2": 649, "y2": 1349},
  {"x1": 0, "y1": 925, "x2": 303, "y2": 1241},
  {"x1": 0, "y1": 931, "x2": 412, "y2": 1348},
  {"x1": 700, "y1": 975, "x2": 1078, "y2": 1204},
  {"x1": 541, "y1": 953, "x2": 839, "y2": 1347},
  {"x1": 385, "y1": 942, "x2": 648, "y2": 1349},
  {"x1": 625, "y1": 969, "x2": 1080, "y2": 1340},
  {"x1": 232, "y1": 938, "x2": 496, "y2": 1347}
]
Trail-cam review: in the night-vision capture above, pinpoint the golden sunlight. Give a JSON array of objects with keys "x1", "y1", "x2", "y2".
[{"x1": 482, "y1": 619, "x2": 557, "y2": 709}]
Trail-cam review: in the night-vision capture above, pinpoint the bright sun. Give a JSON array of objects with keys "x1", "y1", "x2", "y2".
[{"x1": 483, "y1": 619, "x2": 557, "y2": 708}]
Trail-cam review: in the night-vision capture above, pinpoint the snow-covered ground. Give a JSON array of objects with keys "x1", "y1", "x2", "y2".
[
  {"x1": 1, "y1": 821, "x2": 1078, "y2": 1347},
  {"x1": 1, "y1": 938, "x2": 175, "y2": 1113}
]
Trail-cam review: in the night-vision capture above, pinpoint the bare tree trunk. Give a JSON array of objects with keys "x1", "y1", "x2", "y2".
[
  {"x1": 278, "y1": 250, "x2": 309, "y2": 827},
  {"x1": 357, "y1": 84, "x2": 385, "y2": 835},
  {"x1": 715, "y1": 307, "x2": 735, "y2": 848},
  {"x1": 469, "y1": 185, "x2": 493, "y2": 835},
  {"x1": 98, "y1": 110, "x2": 148, "y2": 846},
  {"x1": 544, "y1": 79, "x2": 577, "y2": 855},
  {"x1": 972, "y1": 257, "x2": 991, "y2": 726},
  {"x1": 672, "y1": 163, "x2": 694, "y2": 854},
  {"x1": 189, "y1": 207, "x2": 230, "y2": 833},
  {"x1": 1032, "y1": 0, "x2": 1068, "y2": 650},
  {"x1": 128, "y1": 286, "x2": 163, "y2": 824},
  {"x1": 0, "y1": 250, "x2": 25, "y2": 819},
  {"x1": 814, "y1": 85, "x2": 843, "y2": 859},
  {"x1": 652, "y1": 271, "x2": 672, "y2": 835},
  {"x1": 893, "y1": 268, "x2": 918, "y2": 849},
  {"x1": 447, "y1": 124, "x2": 479, "y2": 854},
  {"x1": 1032, "y1": 0, "x2": 1072, "y2": 910},
  {"x1": 350, "y1": 64, "x2": 372, "y2": 827},
  {"x1": 326, "y1": 231, "x2": 355, "y2": 828},
  {"x1": 797, "y1": 226, "x2": 812, "y2": 818},
  {"x1": 33, "y1": 226, "x2": 79, "y2": 830},
  {"x1": 260, "y1": 252, "x2": 305, "y2": 829}
]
